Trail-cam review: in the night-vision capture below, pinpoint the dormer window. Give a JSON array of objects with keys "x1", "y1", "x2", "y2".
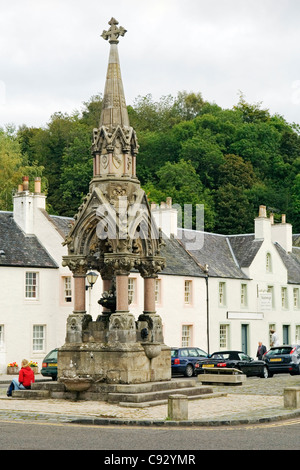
[{"x1": 266, "y1": 253, "x2": 272, "y2": 273}]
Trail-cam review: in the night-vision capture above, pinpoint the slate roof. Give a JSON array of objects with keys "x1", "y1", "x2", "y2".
[
  {"x1": 177, "y1": 229, "x2": 249, "y2": 279},
  {"x1": 227, "y1": 234, "x2": 263, "y2": 268},
  {"x1": 50, "y1": 215, "x2": 73, "y2": 237},
  {"x1": 293, "y1": 234, "x2": 300, "y2": 247},
  {"x1": 160, "y1": 235, "x2": 204, "y2": 277},
  {"x1": 38, "y1": 209, "x2": 73, "y2": 238},
  {"x1": 1, "y1": 206, "x2": 300, "y2": 284},
  {"x1": 275, "y1": 243, "x2": 300, "y2": 284},
  {"x1": 0, "y1": 211, "x2": 58, "y2": 268}
]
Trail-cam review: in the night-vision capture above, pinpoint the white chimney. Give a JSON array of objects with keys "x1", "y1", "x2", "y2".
[
  {"x1": 13, "y1": 177, "x2": 46, "y2": 234},
  {"x1": 151, "y1": 197, "x2": 178, "y2": 238},
  {"x1": 271, "y1": 213, "x2": 293, "y2": 253},
  {"x1": 254, "y1": 205, "x2": 271, "y2": 241}
]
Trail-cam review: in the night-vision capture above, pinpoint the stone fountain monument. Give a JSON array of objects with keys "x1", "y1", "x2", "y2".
[{"x1": 58, "y1": 18, "x2": 171, "y2": 397}]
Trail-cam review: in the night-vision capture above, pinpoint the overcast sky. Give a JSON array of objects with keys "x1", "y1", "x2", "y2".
[{"x1": 1, "y1": 0, "x2": 300, "y2": 129}]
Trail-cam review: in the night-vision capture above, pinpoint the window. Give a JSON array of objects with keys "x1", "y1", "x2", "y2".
[
  {"x1": 219, "y1": 282, "x2": 226, "y2": 306},
  {"x1": 33, "y1": 325, "x2": 45, "y2": 352},
  {"x1": 241, "y1": 284, "x2": 247, "y2": 307},
  {"x1": 0, "y1": 325, "x2": 4, "y2": 350},
  {"x1": 219, "y1": 324, "x2": 229, "y2": 349},
  {"x1": 269, "y1": 324, "x2": 276, "y2": 346},
  {"x1": 181, "y1": 325, "x2": 192, "y2": 347},
  {"x1": 266, "y1": 253, "x2": 272, "y2": 273},
  {"x1": 25, "y1": 272, "x2": 39, "y2": 299},
  {"x1": 63, "y1": 277, "x2": 72, "y2": 303},
  {"x1": 184, "y1": 280, "x2": 192, "y2": 304},
  {"x1": 293, "y1": 288, "x2": 299, "y2": 309},
  {"x1": 128, "y1": 278, "x2": 136, "y2": 304},
  {"x1": 155, "y1": 279, "x2": 161, "y2": 304},
  {"x1": 296, "y1": 325, "x2": 300, "y2": 344},
  {"x1": 267, "y1": 286, "x2": 275, "y2": 309},
  {"x1": 281, "y1": 287, "x2": 288, "y2": 309}
]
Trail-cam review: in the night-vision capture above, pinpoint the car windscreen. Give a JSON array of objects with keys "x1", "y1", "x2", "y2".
[
  {"x1": 267, "y1": 347, "x2": 293, "y2": 356},
  {"x1": 211, "y1": 353, "x2": 230, "y2": 359},
  {"x1": 44, "y1": 350, "x2": 58, "y2": 361},
  {"x1": 171, "y1": 350, "x2": 178, "y2": 358}
]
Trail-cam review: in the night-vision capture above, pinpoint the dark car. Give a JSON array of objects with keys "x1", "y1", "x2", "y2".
[
  {"x1": 263, "y1": 345, "x2": 300, "y2": 376},
  {"x1": 195, "y1": 350, "x2": 269, "y2": 378},
  {"x1": 171, "y1": 347, "x2": 208, "y2": 377},
  {"x1": 41, "y1": 348, "x2": 58, "y2": 381}
]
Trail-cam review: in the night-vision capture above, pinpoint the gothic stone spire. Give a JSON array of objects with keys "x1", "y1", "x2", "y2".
[{"x1": 91, "y1": 18, "x2": 139, "y2": 180}]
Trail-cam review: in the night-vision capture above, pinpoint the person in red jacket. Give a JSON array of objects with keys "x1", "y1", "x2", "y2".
[{"x1": 7, "y1": 359, "x2": 35, "y2": 397}]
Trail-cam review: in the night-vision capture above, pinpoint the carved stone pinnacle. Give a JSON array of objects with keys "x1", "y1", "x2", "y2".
[{"x1": 101, "y1": 17, "x2": 127, "y2": 44}]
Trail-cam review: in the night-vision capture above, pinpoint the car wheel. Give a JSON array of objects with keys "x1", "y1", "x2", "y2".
[
  {"x1": 184, "y1": 364, "x2": 194, "y2": 377},
  {"x1": 261, "y1": 366, "x2": 269, "y2": 379}
]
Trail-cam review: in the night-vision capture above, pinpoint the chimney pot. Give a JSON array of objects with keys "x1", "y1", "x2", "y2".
[
  {"x1": 34, "y1": 177, "x2": 41, "y2": 194},
  {"x1": 166, "y1": 197, "x2": 172, "y2": 208},
  {"x1": 259, "y1": 205, "x2": 267, "y2": 218},
  {"x1": 22, "y1": 176, "x2": 29, "y2": 191},
  {"x1": 270, "y1": 213, "x2": 274, "y2": 224},
  {"x1": 282, "y1": 214, "x2": 286, "y2": 224}
]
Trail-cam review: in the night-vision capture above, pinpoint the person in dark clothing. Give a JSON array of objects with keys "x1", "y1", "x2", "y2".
[{"x1": 256, "y1": 341, "x2": 267, "y2": 360}]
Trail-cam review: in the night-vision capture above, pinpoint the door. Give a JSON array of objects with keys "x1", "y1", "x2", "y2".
[
  {"x1": 241, "y1": 324, "x2": 249, "y2": 354},
  {"x1": 283, "y1": 325, "x2": 289, "y2": 345}
]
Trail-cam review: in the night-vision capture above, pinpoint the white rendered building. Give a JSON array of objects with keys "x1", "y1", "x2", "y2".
[{"x1": 0, "y1": 179, "x2": 300, "y2": 372}]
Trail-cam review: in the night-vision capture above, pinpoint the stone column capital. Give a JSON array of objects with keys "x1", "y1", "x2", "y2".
[
  {"x1": 104, "y1": 253, "x2": 137, "y2": 275},
  {"x1": 136, "y1": 256, "x2": 166, "y2": 278},
  {"x1": 62, "y1": 255, "x2": 88, "y2": 277}
]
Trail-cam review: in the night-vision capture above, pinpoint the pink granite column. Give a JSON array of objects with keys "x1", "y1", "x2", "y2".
[
  {"x1": 143, "y1": 277, "x2": 156, "y2": 314},
  {"x1": 116, "y1": 274, "x2": 129, "y2": 313},
  {"x1": 74, "y1": 275, "x2": 86, "y2": 313}
]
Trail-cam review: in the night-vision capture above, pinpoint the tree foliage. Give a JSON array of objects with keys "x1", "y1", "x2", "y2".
[{"x1": 0, "y1": 90, "x2": 298, "y2": 234}]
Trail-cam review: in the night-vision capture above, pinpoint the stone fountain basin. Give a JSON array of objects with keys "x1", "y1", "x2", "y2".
[
  {"x1": 61, "y1": 377, "x2": 93, "y2": 392},
  {"x1": 141, "y1": 342, "x2": 161, "y2": 359}
]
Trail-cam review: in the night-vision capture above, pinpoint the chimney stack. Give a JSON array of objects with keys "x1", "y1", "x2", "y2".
[
  {"x1": 258, "y1": 205, "x2": 267, "y2": 218},
  {"x1": 34, "y1": 177, "x2": 41, "y2": 194},
  {"x1": 22, "y1": 176, "x2": 29, "y2": 191}
]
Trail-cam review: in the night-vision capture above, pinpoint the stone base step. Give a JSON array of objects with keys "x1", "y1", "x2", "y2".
[
  {"x1": 118, "y1": 392, "x2": 227, "y2": 408},
  {"x1": 108, "y1": 379, "x2": 197, "y2": 394},
  {"x1": 107, "y1": 385, "x2": 213, "y2": 404},
  {"x1": 12, "y1": 389, "x2": 50, "y2": 399}
]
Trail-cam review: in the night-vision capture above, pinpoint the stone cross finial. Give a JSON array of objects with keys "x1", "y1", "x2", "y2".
[{"x1": 101, "y1": 17, "x2": 127, "y2": 44}]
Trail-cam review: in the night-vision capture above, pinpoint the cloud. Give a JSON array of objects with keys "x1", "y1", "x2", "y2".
[{"x1": 0, "y1": 0, "x2": 299, "y2": 128}]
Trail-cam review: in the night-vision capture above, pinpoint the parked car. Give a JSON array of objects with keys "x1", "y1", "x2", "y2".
[
  {"x1": 263, "y1": 345, "x2": 300, "y2": 376},
  {"x1": 41, "y1": 348, "x2": 58, "y2": 381},
  {"x1": 195, "y1": 350, "x2": 269, "y2": 378},
  {"x1": 171, "y1": 347, "x2": 208, "y2": 377}
]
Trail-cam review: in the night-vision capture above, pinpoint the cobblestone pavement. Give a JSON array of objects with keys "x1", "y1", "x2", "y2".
[{"x1": 0, "y1": 374, "x2": 300, "y2": 426}]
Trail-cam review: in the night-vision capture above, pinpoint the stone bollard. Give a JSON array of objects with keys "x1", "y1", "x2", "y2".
[
  {"x1": 284, "y1": 387, "x2": 300, "y2": 409},
  {"x1": 167, "y1": 394, "x2": 188, "y2": 421}
]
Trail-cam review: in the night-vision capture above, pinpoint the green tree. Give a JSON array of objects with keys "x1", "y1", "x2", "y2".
[{"x1": 144, "y1": 159, "x2": 215, "y2": 231}]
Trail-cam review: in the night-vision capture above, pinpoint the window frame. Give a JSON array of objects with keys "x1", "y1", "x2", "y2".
[
  {"x1": 184, "y1": 280, "x2": 192, "y2": 305},
  {"x1": 219, "y1": 323, "x2": 229, "y2": 349},
  {"x1": 62, "y1": 276, "x2": 72, "y2": 303},
  {"x1": 181, "y1": 324, "x2": 192, "y2": 347},
  {"x1": 266, "y1": 252, "x2": 272, "y2": 273},
  {"x1": 241, "y1": 283, "x2": 248, "y2": 308},
  {"x1": 32, "y1": 325, "x2": 46, "y2": 353},
  {"x1": 25, "y1": 271, "x2": 39, "y2": 300},
  {"x1": 281, "y1": 287, "x2": 288, "y2": 310},
  {"x1": 219, "y1": 282, "x2": 226, "y2": 307},
  {"x1": 128, "y1": 277, "x2": 137, "y2": 305}
]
